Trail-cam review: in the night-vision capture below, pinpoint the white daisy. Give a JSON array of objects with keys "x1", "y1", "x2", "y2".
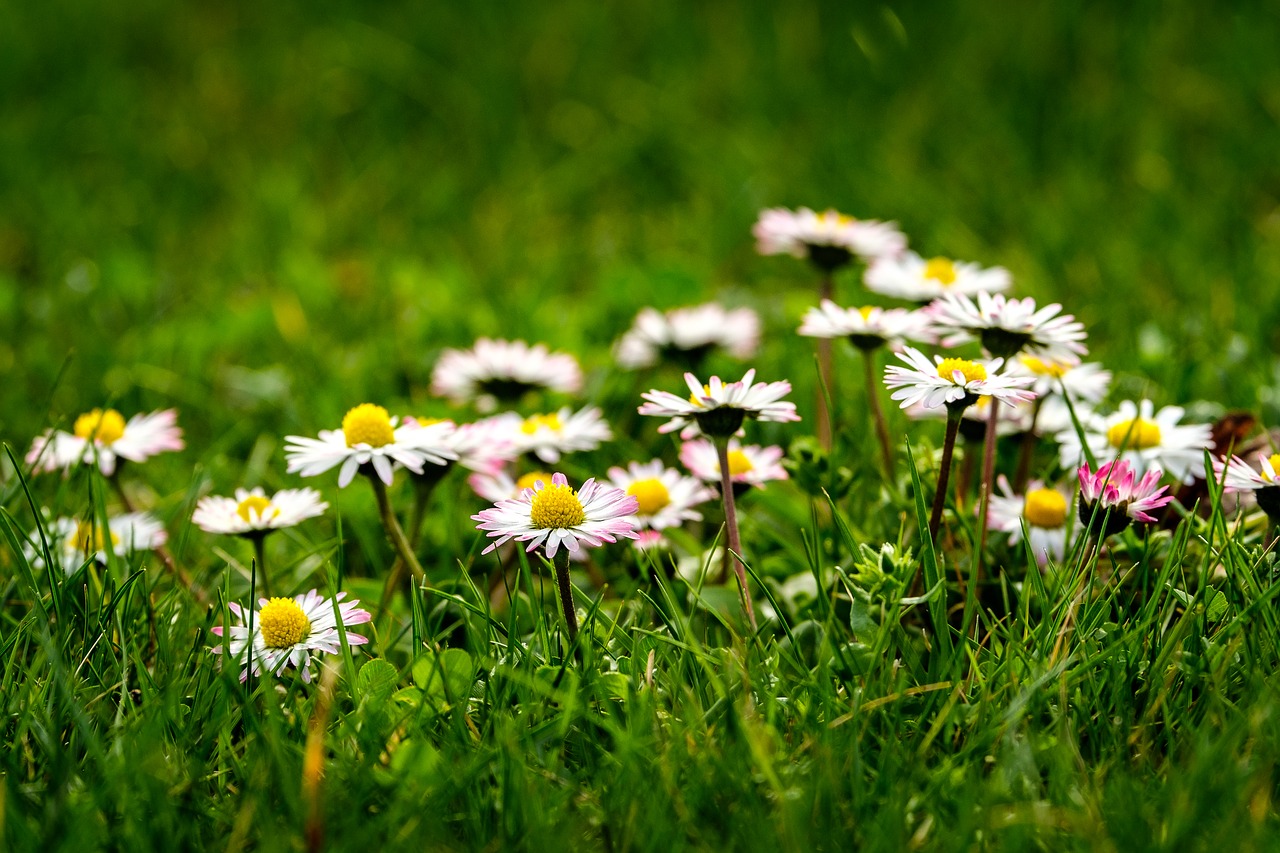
[
  {"x1": 1009, "y1": 356, "x2": 1111, "y2": 405},
  {"x1": 638, "y1": 369, "x2": 800, "y2": 437},
  {"x1": 192, "y1": 487, "x2": 328, "y2": 537},
  {"x1": 606, "y1": 459, "x2": 716, "y2": 531},
  {"x1": 615, "y1": 303, "x2": 761, "y2": 369},
  {"x1": 680, "y1": 438, "x2": 789, "y2": 488},
  {"x1": 632, "y1": 530, "x2": 671, "y2": 553},
  {"x1": 987, "y1": 476, "x2": 1073, "y2": 565},
  {"x1": 883, "y1": 347, "x2": 1036, "y2": 411},
  {"x1": 927, "y1": 292, "x2": 1089, "y2": 360},
  {"x1": 430, "y1": 338, "x2": 583, "y2": 409},
  {"x1": 753, "y1": 207, "x2": 906, "y2": 270},
  {"x1": 797, "y1": 300, "x2": 935, "y2": 351},
  {"x1": 1214, "y1": 451, "x2": 1280, "y2": 492},
  {"x1": 500, "y1": 406, "x2": 613, "y2": 464},
  {"x1": 472, "y1": 472, "x2": 638, "y2": 558},
  {"x1": 211, "y1": 589, "x2": 372, "y2": 682},
  {"x1": 864, "y1": 252, "x2": 1011, "y2": 302},
  {"x1": 284, "y1": 403, "x2": 458, "y2": 488},
  {"x1": 41, "y1": 512, "x2": 168, "y2": 572},
  {"x1": 402, "y1": 416, "x2": 518, "y2": 473},
  {"x1": 27, "y1": 408, "x2": 184, "y2": 476},
  {"x1": 1056, "y1": 399, "x2": 1213, "y2": 483}
]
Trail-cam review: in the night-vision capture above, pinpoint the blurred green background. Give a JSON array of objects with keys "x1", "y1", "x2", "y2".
[{"x1": 3, "y1": 0, "x2": 1280, "y2": 450}]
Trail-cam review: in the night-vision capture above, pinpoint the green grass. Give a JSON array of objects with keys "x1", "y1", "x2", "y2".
[{"x1": 4, "y1": 0, "x2": 1280, "y2": 850}]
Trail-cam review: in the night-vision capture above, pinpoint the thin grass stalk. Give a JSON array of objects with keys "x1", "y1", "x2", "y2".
[
  {"x1": 252, "y1": 535, "x2": 270, "y2": 598},
  {"x1": 815, "y1": 270, "x2": 835, "y2": 450}
]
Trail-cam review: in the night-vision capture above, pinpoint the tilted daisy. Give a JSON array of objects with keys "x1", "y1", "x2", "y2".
[
  {"x1": 27, "y1": 408, "x2": 184, "y2": 476},
  {"x1": 680, "y1": 438, "x2": 789, "y2": 489},
  {"x1": 606, "y1": 459, "x2": 716, "y2": 531},
  {"x1": 504, "y1": 406, "x2": 613, "y2": 464},
  {"x1": 430, "y1": 338, "x2": 583, "y2": 409},
  {"x1": 211, "y1": 590, "x2": 372, "y2": 682},
  {"x1": 615, "y1": 303, "x2": 761, "y2": 369},
  {"x1": 1010, "y1": 356, "x2": 1111, "y2": 405},
  {"x1": 987, "y1": 476, "x2": 1073, "y2": 565},
  {"x1": 472, "y1": 472, "x2": 638, "y2": 558},
  {"x1": 927, "y1": 292, "x2": 1088, "y2": 361},
  {"x1": 753, "y1": 207, "x2": 906, "y2": 271},
  {"x1": 284, "y1": 404, "x2": 458, "y2": 487},
  {"x1": 1212, "y1": 452, "x2": 1280, "y2": 523},
  {"x1": 1056, "y1": 399, "x2": 1213, "y2": 484},
  {"x1": 192, "y1": 487, "x2": 328, "y2": 537},
  {"x1": 638, "y1": 369, "x2": 800, "y2": 438},
  {"x1": 1077, "y1": 459, "x2": 1174, "y2": 538},
  {"x1": 884, "y1": 348, "x2": 1036, "y2": 411},
  {"x1": 467, "y1": 469, "x2": 556, "y2": 503},
  {"x1": 864, "y1": 252, "x2": 1011, "y2": 302},
  {"x1": 44, "y1": 512, "x2": 168, "y2": 572},
  {"x1": 797, "y1": 301, "x2": 935, "y2": 351}
]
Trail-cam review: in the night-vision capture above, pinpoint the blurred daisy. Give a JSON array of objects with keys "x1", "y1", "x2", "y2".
[
  {"x1": 192, "y1": 487, "x2": 328, "y2": 537},
  {"x1": 505, "y1": 406, "x2": 612, "y2": 464},
  {"x1": 27, "y1": 408, "x2": 184, "y2": 476},
  {"x1": 284, "y1": 404, "x2": 457, "y2": 487},
  {"x1": 753, "y1": 207, "x2": 906, "y2": 271},
  {"x1": 467, "y1": 469, "x2": 556, "y2": 503},
  {"x1": 402, "y1": 416, "x2": 517, "y2": 473},
  {"x1": 927, "y1": 292, "x2": 1088, "y2": 360},
  {"x1": 632, "y1": 530, "x2": 671, "y2": 553},
  {"x1": 615, "y1": 303, "x2": 761, "y2": 369},
  {"x1": 431, "y1": 338, "x2": 582, "y2": 409},
  {"x1": 680, "y1": 438, "x2": 788, "y2": 489},
  {"x1": 1010, "y1": 356, "x2": 1111, "y2": 405},
  {"x1": 1077, "y1": 459, "x2": 1174, "y2": 537},
  {"x1": 987, "y1": 476, "x2": 1072, "y2": 565},
  {"x1": 884, "y1": 348, "x2": 1036, "y2": 411},
  {"x1": 473, "y1": 472, "x2": 638, "y2": 558},
  {"x1": 211, "y1": 590, "x2": 372, "y2": 683},
  {"x1": 606, "y1": 459, "x2": 715, "y2": 531},
  {"x1": 638, "y1": 369, "x2": 800, "y2": 437},
  {"x1": 44, "y1": 512, "x2": 168, "y2": 572},
  {"x1": 1214, "y1": 451, "x2": 1280, "y2": 522},
  {"x1": 1057, "y1": 400, "x2": 1213, "y2": 483},
  {"x1": 864, "y1": 252, "x2": 1011, "y2": 302},
  {"x1": 797, "y1": 301, "x2": 935, "y2": 352}
]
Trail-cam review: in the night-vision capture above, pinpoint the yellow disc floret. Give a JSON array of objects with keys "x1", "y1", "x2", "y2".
[
  {"x1": 1268, "y1": 454, "x2": 1280, "y2": 482},
  {"x1": 236, "y1": 495, "x2": 278, "y2": 524},
  {"x1": 689, "y1": 384, "x2": 715, "y2": 406},
  {"x1": 936, "y1": 358, "x2": 987, "y2": 385},
  {"x1": 726, "y1": 449, "x2": 755, "y2": 476},
  {"x1": 516, "y1": 471, "x2": 553, "y2": 491},
  {"x1": 529, "y1": 483, "x2": 587, "y2": 530},
  {"x1": 923, "y1": 257, "x2": 957, "y2": 285},
  {"x1": 74, "y1": 408, "x2": 126, "y2": 444},
  {"x1": 626, "y1": 478, "x2": 671, "y2": 516},
  {"x1": 858, "y1": 306, "x2": 876, "y2": 320},
  {"x1": 1023, "y1": 488, "x2": 1068, "y2": 528},
  {"x1": 1019, "y1": 355, "x2": 1069, "y2": 378},
  {"x1": 1107, "y1": 418, "x2": 1162, "y2": 450},
  {"x1": 73, "y1": 521, "x2": 119, "y2": 555},
  {"x1": 342, "y1": 404, "x2": 396, "y2": 448},
  {"x1": 520, "y1": 413, "x2": 563, "y2": 434},
  {"x1": 258, "y1": 597, "x2": 311, "y2": 649}
]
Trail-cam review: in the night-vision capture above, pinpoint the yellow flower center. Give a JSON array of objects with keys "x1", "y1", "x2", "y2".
[
  {"x1": 726, "y1": 449, "x2": 754, "y2": 476},
  {"x1": 528, "y1": 483, "x2": 586, "y2": 530},
  {"x1": 1023, "y1": 488, "x2": 1067, "y2": 528},
  {"x1": 414, "y1": 416, "x2": 449, "y2": 427},
  {"x1": 689, "y1": 384, "x2": 714, "y2": 406},
  {"x1": 73, "y1": 521, "x2": 119, "y2": 554},
  {"x1": 1107, "y1": 418, "x2": 1162, "y2": 451},
  {"x1": 236, "y1": 495, "x2": 278, "y2": 523},
  {"x1": 73, "y1": 408, "x2": 126, "y2": 444},
  {"x1": 342, "y1": 404, "x2": 396, "y2": 448},
  {"x1": 257, "y1": 597, "x2": 311, "y2": 649},
  {"x1": 936, "y1": 358, "x2": 987, "y2": 385},
  {"x1": 516, "y1": 471, "x2": 553, "y2": 491},
  {"x1": 923, "y1": 257, "x2": 957, "y2": 285},
  {"x1": 1268, "y1": 454, "x2": 1280, "y2": 482},
  {"x1": 858, "y1": 306, "x2": 876, "y2": 320},
  {"x1": 1019, "y1": 355, "x2": 1069, "y2": 378},
  {"x1": 520, "y1": 413, "x2": 563, "y2": 434},
  {"x1": 626, "y1": 478, "x2": 671, "y2": 515},
  {"x1": 819, "y1": 210, "x2": 855, "y2": 226}
]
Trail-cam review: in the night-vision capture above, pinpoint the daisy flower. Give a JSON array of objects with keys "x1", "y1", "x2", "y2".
[
  {"x1": 1212, "y1": 452, "x2": 1280, "y2": 523},
  {"x1": 504, "y1": 406, "x2": 613, "y2": 464},
  {"x1": 632, "y1": 530, "x2": 671, "y2": 553},
  {"x1": 1077, "y1": 459, "x2": 1174, "y2": 538},
  {"x1": 211, "y1": 590, "x2": 372, "y2": 682},
  {"x1": 927, "y1": 292, "x2": 1089, "y2": 360},
  {"x1": 864, "y1": 252, "x2": 1011, "y2": 302},
  {"x1": 284, "y1": 404, "x2": 458, "y2": 487},
  {"x1": 753, "y1": 207, "x2": 906, "y2": 271},
  {"x1": 472, "y1": 472, "x2": 638, "y2": 558},
  {"x1": 884, "y1": 348, "x2": 1036, "y2": 411},
  {"x1": 680, "y1": 438, "x2": 789, "y2": 489},
  {"x1": 467, "y1": 469, "x2": 557, "y2": 503},
  {"x1": 27, "y1": 408, "x2": 184, "y2": 476},
  {"x1": 606, "y1": 459, "x2": 716, "y2": 531},
  {"x1": 1056, "y1": 399, "x2": 1213, "y2": 484},
  {"x1": 402, "y1": 416, "x2": 518, "y2": 473},
  {"x1": 615, "y1": 303, "x2": 761, "y2": 369},
  {"x1": 797, "y1": 301, "x2": 935, "y2": 352},
  {"x1": 638, "y1": 369, "x2": 800, "y2": 438},
  {"x1": 1010, "y1": 356, "x2": 1111, "y2": 405},
  {"x1": 987, "y1": 476, "x2": 1073, "y2": 565},
  {"x1": 44, "y1": 512, "x2": 168, "y2": 572},
  {"x1": 430, "y1": 338, "x2": 583, "y2": 409},
  {"x1": 192, "y1": 487, "x2": 328, "y2": 537}
]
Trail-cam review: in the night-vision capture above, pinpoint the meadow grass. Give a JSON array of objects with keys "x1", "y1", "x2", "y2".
[{"x1": 3, "y1": 1, "x2": 1280, "y2": 850}]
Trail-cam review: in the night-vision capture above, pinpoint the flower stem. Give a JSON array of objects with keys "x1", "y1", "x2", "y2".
[
  {"x1": 552, "y1": 548, "x2": 579, "y2": 642},
  {"x1": 815, "y1": 271, "x2": 835, "y2": 450},
  {"x1": 863, "y1": 348, "x2": 894, "y2": 478},
  {"x1": 716, "y1": 436, "x2": 758, "y2": 632},
  {"x1": 252, "y1": 534, "x2": 271, "y2": 598},
  {"x1": 381, "y1": 474, "x2": 443, "y2": 610},
  {"x1": 930, "y1": 409, "x2": 964, "y2": 542},
  {"x1": 368, "y1": 475, "x2": 426, "y2": 584},
  {"x1": 975, "y1": 397, "x2": 1002, "y2": 583}
]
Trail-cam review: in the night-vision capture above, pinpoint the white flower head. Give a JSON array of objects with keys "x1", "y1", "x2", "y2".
[
  {"x1": 27, "y1": 408, "x2": 184, "y2": 476},
  {"x1": 864, "y1": 252, "x2": 1012, "y2": 302},
  {"x1": 927, "y1": 292, "x2": 1089, "y2": 361},
  {"x1": 606, "y1": 459, "x2": 716, "y2": 531},
  {"x1": 401, "y1": 416, "x2": 518, "y2": 474},
  {"x1": 754, "y1": 207, "x2": 906, "y2": 271},
  {"x1": 494, "y1": 406, "x2": 613, "y2": 464},
  {"x1": 638, "y1": 369, "x2": 800, "y2": 438},
  {"x1": 987, "y1": 476, "x2": 1073, "y2": 565},
  {"x1": 430, "y1": 338, "x2": 583, "y2": 410},
  {"x1": 680, "y1": 438, "x2": 788, "y2": 488},
  {"x1": 883, "y1": 347, "x2": 1036, "y2": 411},
  {"x1": 211, "y1": 590, "x2": 372, "y2": 682},
  {"x1": 192, "y1": 487, "x2": 328, "y2": 537},
  {"x1": 1214, "y1": 451, "x2": 1280, "y2": 492},
  {"x1": 798, "y1": 300, "x2": 935, "y2": 351},
  {"x1": 40, "y1": 512, "x2": 168, "y2": 573},
  {"x1": 1010, "y1": 356, "x2": 1112, "y2": 405},
  {"x1": 284, "y1": 404, "x2": 458, "y2": 488},
  {"x1": 1057, "y1": 399, "x2": 1213, "y2": 484},
  {"x1": 615, "y1": 303, "x2": 761, "y2": 369},
  {"x1": 472, "y1": 472, "x2": 639, "y2": 558}
]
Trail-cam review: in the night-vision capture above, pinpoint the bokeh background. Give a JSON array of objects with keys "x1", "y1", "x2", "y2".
[{"x1": 4, "y1": 0, "x2": 1280, "y2": 453}]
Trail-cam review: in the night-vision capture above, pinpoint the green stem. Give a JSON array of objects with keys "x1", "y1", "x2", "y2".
[
  {"x1": 815, "y1": 271, "x2": 835, "y2": 450},
  {"x1": 553, "y1": 549, "x2": 579, "y2": 642},
  {"x1": 368, "y1": 475, "x2": 425, "y2": 584},
  {"x1": 381, "y1": 473, "x2": 444, "y2": 610},
  {"x1": 975, "y1": 396, "x2": 1002, "y2": 584},
  {"x1": 929, "y1": 410, "x2": 963, "y2": 543},
  {"x1": 863, "y1": 348, "x2": 894, "y2": 479},
  {"x1": 716, "y1": 436, "x2": 758, "y2": 632}
]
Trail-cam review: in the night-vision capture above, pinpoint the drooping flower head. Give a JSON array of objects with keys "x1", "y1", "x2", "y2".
[
  {"x1": 638, "y1": 369, "x2": 800, "y2": 438},
  {"x1": 883, "y1": 347, "x2": 1036, "y2": 412},
  {"x1": 472, "y1": 472, "x2": 638, "y2": 558},
  {"x1": 284, "y1": 404, "x2": 458, "y2": 487},
  {"x1": 864, "y1": 252, "x2": 1012, "y2": 302},
  {"x1": 927, "y1": 292, "x2": 1088, "y2": 361},
  {"x1": 987, "y1": 476, "x2": 1073, "y2": 565},
  {"x1": 192, "y1": 487, "x2": 328, "y2": 538},
  {"x1": 27, "y1": 408, "x2": 184, "y2": 476},
  {"x1": 753, "y1": 207, "x2": 906, "y2": 272},
  {"x1": 797, "y1": 301, "x2": 935, "y2": 352},
  {"x1": 1077, "y1": 459, "x2": 1174, "y2": 538},
  {"x1": 41, "y1": 512, "x2": 168, "y2": 573},
  {"x1": 211, "y1": 590, "x2": 372, "y2": 682},
  {"x1": 1057, "y1": 399, "x2": 1213, "y2": 484},
  {"x1": 680, "y1": 438, "x2": 788, "y2": 490},
  {"x1": 615, "y1": 303, "x2": 761, "y2": 370},
  {"x1": 431, "y1": 338, "x2": 583, "y2": 410},
  {"x1": 606, "y1": 459, "x2": 715, "y2": 531}
]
